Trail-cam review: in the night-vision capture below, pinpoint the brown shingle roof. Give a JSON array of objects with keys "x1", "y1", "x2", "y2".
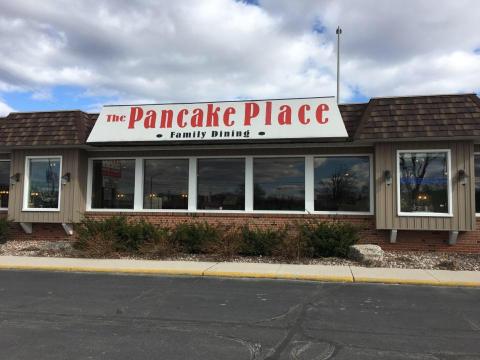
[
  {"x1": 338, "y1": 102, "x2": 368, "y2": 138},
  {"x1": 354, "y1": 93, "x2": 480, "y2": 141},
  {"x1": 0, "y1": 94, "x2": 478, "y2": 147},
  {"x1": 0, "y1": 110, "x2": 92, "y2": 147}
]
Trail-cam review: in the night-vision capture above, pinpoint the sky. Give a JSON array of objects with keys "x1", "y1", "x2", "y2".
[{"x1": 0, "y1": 0, "x2": 479, "y2": 115}]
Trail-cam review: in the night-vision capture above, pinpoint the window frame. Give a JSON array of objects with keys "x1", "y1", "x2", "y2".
[
  {"x1": 396, "y1": 149, "x2": 453, "y2": 217},
  {"x1": 474, "y1": 151, "x2": 480, "y2": 217},
  {"x1": 23, "y1": 155, "x2": 63, "y2": 212},
  {"x1": 86, "y1": 154, "x2": 374, "y2": 215},
  {"x1": 0, "y1": 159, "x2": 10, "y2": 210}
]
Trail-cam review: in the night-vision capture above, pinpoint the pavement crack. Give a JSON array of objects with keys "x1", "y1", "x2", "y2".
[{"x1": 264, "y1": 288, "x2": 325, "y2": 360}]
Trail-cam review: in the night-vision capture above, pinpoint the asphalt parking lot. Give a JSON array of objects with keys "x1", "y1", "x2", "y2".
[{"x1": 0, "y1": 270, "x2": 479, "y2": 359}]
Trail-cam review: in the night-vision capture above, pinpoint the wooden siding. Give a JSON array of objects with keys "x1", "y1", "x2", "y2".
[
  {"x1": 375, "y1": 141, "x2": 475, "y2": 231},
  {"x1": 8, "y1": 149, "x2": 87, "y2": 223}
]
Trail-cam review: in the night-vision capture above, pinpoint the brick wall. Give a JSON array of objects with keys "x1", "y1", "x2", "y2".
[{"x1": 4, "y1": 211, "x2": 480, "y2": 253}]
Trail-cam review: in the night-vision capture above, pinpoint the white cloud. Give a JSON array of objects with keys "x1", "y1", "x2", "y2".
[
  {"x1": 0, "y1": 99, "x2": 14, "y2": 116},
  {"x1": 0, "y1": 0, "x2": 478, "y2": 107}
]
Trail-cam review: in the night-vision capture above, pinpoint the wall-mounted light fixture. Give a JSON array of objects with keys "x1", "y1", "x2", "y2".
[
  {"x1": 384, "y1": 170, "x2": 392, "y2": 186},
  {"x1": 458, "y1": 169, "x2": 467, "y2": 185},
  {"x1": 9, "y1": 173, "x2": 20, "y2": 185},
  {"x1": 61, "y1": 173, "x2": 71, "y2": 185}
]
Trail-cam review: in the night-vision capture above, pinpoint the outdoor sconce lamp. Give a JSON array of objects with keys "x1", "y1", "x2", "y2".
[
  {"x1": 384, "y1": 170, "x2": 392, "y2": 186},
  {"x1": 9, "y1": 173, "x2": 20, "y2": 185},
  {"x1": 458, "y1": 169, "x2": 467, "y2": 185},
  {"x1": 61, "y1": 173, "x2": 71, "y2": 185}
]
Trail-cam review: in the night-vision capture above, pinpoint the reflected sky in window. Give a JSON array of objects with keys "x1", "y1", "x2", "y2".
[
  {"x1": 254, "y1": 158, "x2": 304, "y2": 211},
  {"x1": 314, "y1": 156, "x2": 370, "y2": 212},
  {"x1": 144, "y1": 159, "x2": 188, "y2": 209},
  {"x1": 197, "y1": 158, "x2": 245, "y2": 210},
  {"x1": 399, "y1": 152, "x2": 448, "y2": 213},
  {"x1": 28, "y1": 158, "x2": 60, "y2": 208},
  {"x1": 91, "y1": 159, "x2": 135, "y2": 209}
]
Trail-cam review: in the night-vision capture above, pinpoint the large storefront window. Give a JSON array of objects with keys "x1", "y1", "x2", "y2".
[
  {"x1": 25, "y1": 157, "x2": 61, "y2": 209},
  {"x1": 197, "y1": 158, "x2": 245, "y2": 210},
  {"x1": 91, "y1": 159, "x2": 135, "y2": 209},
  {"x1": 398, "y1": 151, "x2": 450, "y2": 215},
  {"x1": 254, "y1": 157, "x2": 305, "y2": 211},
  {"x1": 0, "y1": 161, "x2": 9, "y2": 208},
  {"x1": 144, "y1": 159, "x2": 189, "y2": 209},
  {"x1": 314, "y1": 156, "x2": 370, "y2": 212},
  {"x1": 475, "y1": 154, "x2": 480, "y2": 214}
]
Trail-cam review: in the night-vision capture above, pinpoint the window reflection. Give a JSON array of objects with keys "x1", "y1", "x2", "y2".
[
  {"x1": 197, "y1": 158, "x2": 245, "y2": 210},
  {"x1": 314, "y1": 156, "x2": 370, "y2": 212},
  {"x1": 27, "y1": 158, "x2": 61, "y2": 209},
  {"x1": 254, "y1": 158, "x2": 305, "y2": 211},
  {"x1": 399, "y1": 152, "x2": 449, "y2": 213},
  {"x1": 0, "y1": 161, "x2": 9, "y2": 208},
  {"x1": 144, "y1": 159, "x2": 188, "y2": 209},
  {"x1": 91, "y1": 159, "x2": 135, "y2": 209}
]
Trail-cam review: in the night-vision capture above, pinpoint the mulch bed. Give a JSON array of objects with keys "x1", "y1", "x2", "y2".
[{"x1": 0, "y1": 240, "x2": 479, "y2": 271}]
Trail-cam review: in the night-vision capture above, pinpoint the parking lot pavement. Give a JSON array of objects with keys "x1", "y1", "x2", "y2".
[{"x1": 0, "y1": 270, "x2": 479, "y2": 359}]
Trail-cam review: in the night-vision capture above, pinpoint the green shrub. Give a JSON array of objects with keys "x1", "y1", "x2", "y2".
[
  {"x1": 0, "y1": 217, "x2": 9, "y2": 244},
  {"x1": 203, "y1": 224, "x2": 242, "y2": 258},
  {"x1": 170, "y1": 222, "x2": 219, "y2": 254},
  {"x1": 239, "y1": 225, "x2": 287, "y2": 256},
  {"x1": 74, "y1": 216, "x2": 168, "y2": 257},
  {"x1": 299, "y1": 220, "x2": 359, "y2": 258}
]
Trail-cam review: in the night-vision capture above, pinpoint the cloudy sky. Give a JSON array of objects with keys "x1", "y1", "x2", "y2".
[{"x1": 0, "y1": 0, "x2": 479, "y2": 115}]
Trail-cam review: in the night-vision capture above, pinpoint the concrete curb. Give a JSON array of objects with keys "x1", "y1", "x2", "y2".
[{"x1": 0, "y1": 256, "x2": 479, "y2": 287}]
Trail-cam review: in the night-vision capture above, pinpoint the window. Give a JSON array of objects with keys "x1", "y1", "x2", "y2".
[
  {"x1": 475, "y1": 154, "x2": 480, "y2": 214},
  {"x1": 197, "y1": 158, "x2": 245, "y2": 210},
  {"x1": 91, "y1": 159, "x2": 135, "y2": 209},
  {"x1": 25, "y1": 157, "x2": 61, "y2": 209},
  {"x1": 254, "y1": 157, "x2": 305, "y2": 211},
  {"x1": 314, "y1": 156, "x2": 370, "y2": 212},
  {"x1": 144, "y1": 159, "x2": 189, "y2": 209},
  {"x1": 0, "y1": 161, "x2": 10, "y2": 208},
  {"x1": 398, "y1": 151, "x2": 450, "y2": 215}
]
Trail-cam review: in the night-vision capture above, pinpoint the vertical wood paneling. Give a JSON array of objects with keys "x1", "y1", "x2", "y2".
[
  {"x1": 8, "y1": 149, "x2": 83, "y2": 223},
  {"x1": 375, "y1": 141, "x2": 475, "y2": 231}
]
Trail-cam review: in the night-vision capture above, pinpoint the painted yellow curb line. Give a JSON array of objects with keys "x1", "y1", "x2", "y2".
[
  {"x1": 0, "y1": 264, "x2": 478, "y2": 287},
  {"x1": 0, "y1": 264, "x2": 205, "y2": 276}
]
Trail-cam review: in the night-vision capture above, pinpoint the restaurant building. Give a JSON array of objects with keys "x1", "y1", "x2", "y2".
[{"x1": 1, "y1": 93, "x2": 480, "y2": 252}]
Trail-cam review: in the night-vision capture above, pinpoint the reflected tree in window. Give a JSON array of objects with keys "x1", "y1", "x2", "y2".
[
  {"x1": 399, "y1": 152, "x2": 449, "y2": 213},
  {"x1": 314, "y1": 156, "x2": 370, "y2": 212},
  {"x1": 28, "y1": 158, "x2": 61, "y2": 209}
]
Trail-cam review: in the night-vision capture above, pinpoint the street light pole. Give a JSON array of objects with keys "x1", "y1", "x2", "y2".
[{"x1": 336, "y1": 26, "x2": 342, "y2": 104}]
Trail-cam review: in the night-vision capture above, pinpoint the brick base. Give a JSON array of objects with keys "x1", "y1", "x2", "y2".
[
  {"x1": 5, "y1": 212, "x2": 480, "y2": 253},
  {"x1": 84, "y1": 212, "x2": 480, "y2": 254}
]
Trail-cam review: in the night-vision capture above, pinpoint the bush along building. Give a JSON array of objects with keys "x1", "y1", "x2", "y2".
[{"x1": 1, "y1": 93, "x2": 480, "y2": 253}]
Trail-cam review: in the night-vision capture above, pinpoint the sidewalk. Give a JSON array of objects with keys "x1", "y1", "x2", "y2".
[{"x1": 0, "y1": 255, "x2": 479, "y2": 287}]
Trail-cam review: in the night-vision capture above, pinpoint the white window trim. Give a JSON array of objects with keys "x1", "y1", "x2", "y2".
[
  {"x1": 475, "y1": 152, "x2": 480, "y2": 217},
  {"x1": 396, "y1": 149, "x2": 453, "y2": 217},
  {"x1": 86, "y1": 154, "x2": 375, "y2": 215},
  {"x1": 22, "y1": 156, "x2": 62, "y2": 212},
  {"x1": 0, "y1": 159, "x2": 10, "y2": 210}
]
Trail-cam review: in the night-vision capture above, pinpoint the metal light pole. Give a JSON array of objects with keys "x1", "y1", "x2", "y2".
[{"x1": 336, "y1": 26, "x2": 342, "y2": 104}]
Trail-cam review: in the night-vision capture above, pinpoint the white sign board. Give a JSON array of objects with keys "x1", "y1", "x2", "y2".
[{"x1": 86, "y1": 97, "x2": 347, "y2": 143}]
